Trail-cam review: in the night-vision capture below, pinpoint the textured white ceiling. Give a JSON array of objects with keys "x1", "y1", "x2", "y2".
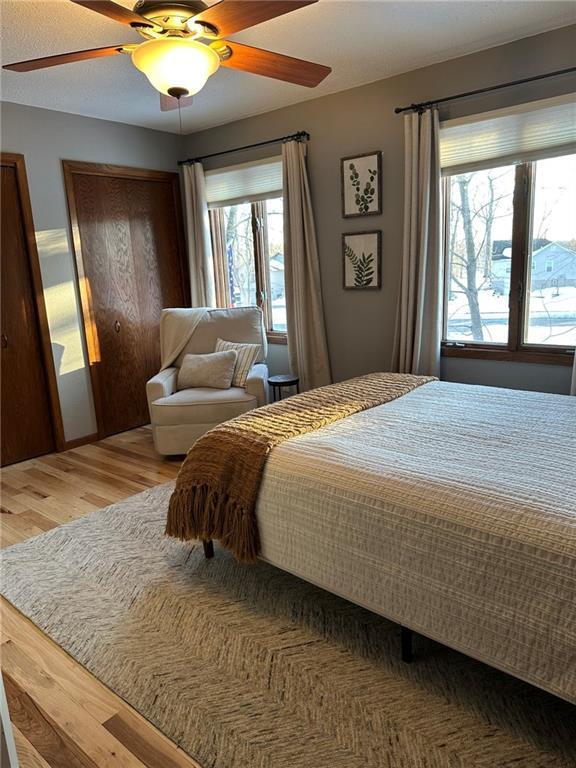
[{"x1": 1, "y1": 0, "x2": 575, "y2": 134}]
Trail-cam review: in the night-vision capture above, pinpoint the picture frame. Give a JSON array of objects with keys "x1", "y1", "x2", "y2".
[
  {"x1": 342, "y1": 230, "x2": 382, "y2": 290},
  {"x1": 341, "y1": 151, "x2": 382, "y2": 218}
]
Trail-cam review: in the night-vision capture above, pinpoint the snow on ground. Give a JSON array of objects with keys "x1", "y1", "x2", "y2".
[{"x1": 446, "y1": 286, "x2": 576, "y2": 346}]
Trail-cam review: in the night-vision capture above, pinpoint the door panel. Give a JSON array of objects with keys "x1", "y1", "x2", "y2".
[
  {"x1": 128, "y1": 179, "x2": 186, "y2": 377},
  {"x1": 64, "y1": 163, "x2": 187, "y2": 438},
  {"x1": 1, "y1": 161, "x2": 56, "y2": 466},
  {"x1": 72, "y1": 173, "x2": 148, "y2": 436}
]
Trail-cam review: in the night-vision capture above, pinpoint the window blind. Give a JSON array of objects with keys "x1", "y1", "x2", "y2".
[
  {"x1": 440, "y1": 94, "x2": 576, "y2": 174},
  {"x1": 205, "y1": 156, "x2": 282, "y2": 207}
]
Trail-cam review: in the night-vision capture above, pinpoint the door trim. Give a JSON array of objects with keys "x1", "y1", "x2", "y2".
[
  {"x1": 62, "y1": 160, "x2": 188, "y2": 439},
  {"x1": 1, "y1": 152, "x2": 65, "y2": 451}
]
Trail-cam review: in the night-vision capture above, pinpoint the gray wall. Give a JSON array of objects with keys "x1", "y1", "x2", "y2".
[
  {"x1": 265, "y1": 343, "x2": 290, "y2": 377},
  {"x1": 183, "y1": 24, "x2": 576, "y2": 395},
  {"x1": 0, "y1": 102, "x2": 185, "y2": 440}
]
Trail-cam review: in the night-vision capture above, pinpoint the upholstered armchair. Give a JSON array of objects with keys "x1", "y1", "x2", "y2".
[{"x1": 147, "y1": 307, "x2": 268, "y2": 456}]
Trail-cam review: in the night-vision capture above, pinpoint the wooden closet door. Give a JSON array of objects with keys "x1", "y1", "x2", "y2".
[
  {"x1": 64, "y1": 162, "x2": 188, "y2": 438},
  {"x1": 128, "y1": 177, "x2": 188, "y2": 377},
  {"x1": 1, "y1": 156, "x2": 57, "y2": 466}
]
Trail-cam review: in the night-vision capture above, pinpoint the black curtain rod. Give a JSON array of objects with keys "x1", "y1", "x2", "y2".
[
  {"x1": 394, "y1": 66, "x2": 576, "y2": 114},
  {"x1": 178, "y1": 130, "x2": 310, "y2": 165}
]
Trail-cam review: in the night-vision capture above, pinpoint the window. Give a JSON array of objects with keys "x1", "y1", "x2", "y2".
[
  {"x1": 524, "y1": 155, "x2": 576, "y2": 348},
  {"x1": 219, "y1": 202, "x2": 256, "y2": 308},
  {"x1": 444, "y1": 164, "x2": 516, "y2": 345},
  {"x1": 443, "y1": 155, "x2": 576, "y2": 361},
  {"x1": 205, "y1": 157, "x2": 286, "y2": 341},
  {"x1": 209, "y1": 197, "x2": 286, "y2": 339},
  {"x1": 265, "y1": 198, "x2": 286, "y2": 333},
  {"x1": 441, "y1": 95, "x2": 576, "y2": 364}
]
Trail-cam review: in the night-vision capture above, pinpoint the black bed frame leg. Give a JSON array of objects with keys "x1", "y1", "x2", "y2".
[
  {"x1": 400, "y1": 626, "x2": 413, "y2": 663},
  {"x1": 202, "y1": 539, "x2": 214, "y2": 559}
]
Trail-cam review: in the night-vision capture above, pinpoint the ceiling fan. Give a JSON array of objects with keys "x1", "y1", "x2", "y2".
[{"x1": 3, "y1": 1, "x2": 331, "y2": 111}]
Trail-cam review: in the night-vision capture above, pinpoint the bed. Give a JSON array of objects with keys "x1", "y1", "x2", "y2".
[{"x1": 170, "y1": 378, "x2": 576, "y2": 703}]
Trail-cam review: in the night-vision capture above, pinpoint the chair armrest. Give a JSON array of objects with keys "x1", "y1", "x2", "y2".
[
  {"x1": 245, "y1": 363, "x2": 269, "y2": 407},
  {"x1": 147, "y1": 367, "x2": 178, "y2": 409}
]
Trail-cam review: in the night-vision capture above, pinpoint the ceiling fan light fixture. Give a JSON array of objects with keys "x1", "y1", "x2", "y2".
[{"x1": 131, "y1": 37, "x2": 219, "y2": 96}]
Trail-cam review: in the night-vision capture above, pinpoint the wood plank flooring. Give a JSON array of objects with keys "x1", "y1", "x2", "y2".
[{"x1": 0, "y1": 427, "x2": 201, "y2": 768}]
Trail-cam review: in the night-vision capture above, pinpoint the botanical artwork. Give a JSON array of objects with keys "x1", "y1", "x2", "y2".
[
  {"x1": 341, "y1": 152, "x2": 382, "y2": 217},
  {"x1": 343, "y1": 231, "x2": 381, "y2": 290}
]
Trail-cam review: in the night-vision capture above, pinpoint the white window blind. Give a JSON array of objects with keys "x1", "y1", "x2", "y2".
[
  {"x1": 205, "y1": 157, "x2": 282, "y2": 207},
  {"x1": 440, "y1": 94, "x2": 576, "y2": 174}
]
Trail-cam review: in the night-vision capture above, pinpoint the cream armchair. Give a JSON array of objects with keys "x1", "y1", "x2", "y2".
[{"x1": 147, "y1": 307, "x2": 268, "y2": 456}]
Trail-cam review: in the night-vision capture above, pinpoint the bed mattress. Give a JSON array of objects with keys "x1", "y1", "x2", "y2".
[{"x1": 256, "y1": 381, "x2": 576, "y2": 702}]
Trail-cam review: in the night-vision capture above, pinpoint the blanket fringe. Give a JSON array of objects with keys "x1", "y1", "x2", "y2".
[{"x1": 166, "y1": 484, "x2": 260, "y2": 563}]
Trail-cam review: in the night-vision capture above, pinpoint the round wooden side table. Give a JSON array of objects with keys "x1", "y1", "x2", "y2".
[{"x1": 268, "y1": 374, "x2": 300, "y2": 401}]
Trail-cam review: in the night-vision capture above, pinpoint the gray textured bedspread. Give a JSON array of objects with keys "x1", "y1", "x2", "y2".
[{"x1": 256, "y1": 381, "x2": 576, "y2": 702}]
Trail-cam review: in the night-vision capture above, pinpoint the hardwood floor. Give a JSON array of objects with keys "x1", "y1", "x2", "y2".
[{"x1": 0, "y1": 427, "x2": 201, "y2": 768}]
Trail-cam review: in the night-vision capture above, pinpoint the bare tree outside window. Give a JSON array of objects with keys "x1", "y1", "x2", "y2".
[
  {"x1": 222, "y1": 202, "x2": 256, "y2": 307},
  {"x1": 446, "y1": 166, "x2": 515, "y2": 343}
]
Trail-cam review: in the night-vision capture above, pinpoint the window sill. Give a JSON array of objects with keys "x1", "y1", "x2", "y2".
[
  {"x1": 441, "y1": 343, "x2": 574, "y2": 366},
  {"x1": 267, "y1": 331, "x2": 287, "y2": 345}
]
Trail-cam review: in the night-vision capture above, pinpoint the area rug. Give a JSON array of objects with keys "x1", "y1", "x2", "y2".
[{"x1": 2, "y1": 484, "x2": 575, "y2": 768}]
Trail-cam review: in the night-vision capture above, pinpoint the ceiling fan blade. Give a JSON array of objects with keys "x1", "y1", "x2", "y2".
[
  {"x1": 214, "y1": 41, "x2": 331, "y2": 87},
  {"x1": 195, "y1": 0, "x2": 317, "y2": 37},
  {"x1": 159, "y1": 93, "x2": 194, "y2": 112},
  {"x1": 3, "y1": 45, "x2": 131, "y2": 72},
  {"x1": 70, "y1": 0, "x2": 155, "y2": 28}
]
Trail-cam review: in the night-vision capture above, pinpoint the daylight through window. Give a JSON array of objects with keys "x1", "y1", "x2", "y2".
[
  {"x1": 443, "y1": 152, "x2": 576, "y2": 360},
  {"x1": 209, "y1": 197, "x2": 286, "y2": 336}
]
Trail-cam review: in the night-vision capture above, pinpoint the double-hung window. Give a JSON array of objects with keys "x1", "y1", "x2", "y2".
[
  {"x1": 440, "y1": 95, "x2": 576, "y2": 364},
  {"x1": 205, "y1": 157, "x2": 286, "y2": 342}
]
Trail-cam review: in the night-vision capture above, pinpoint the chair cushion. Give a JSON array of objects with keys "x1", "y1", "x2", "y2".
[
  {"x1": 177, "y1": 350, "x2": 237, "y2": 391},
  {"x1": 150, "y1": 387, "x2": 257, "y2": 427},
  {"x1": 215, "y1": 338, "x2": 261, "y2": 387}
]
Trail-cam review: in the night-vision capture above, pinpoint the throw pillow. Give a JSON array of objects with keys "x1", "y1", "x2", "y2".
[
  {"x1": 177, "y1": 350, "x2": 237, "y2": 391},
  {"x1": 215, "y1": 338, "x2": 261, "y2": 387}
]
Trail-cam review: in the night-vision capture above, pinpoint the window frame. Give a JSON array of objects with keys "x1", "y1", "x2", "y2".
[
  {"x1": 210, "y1": 196, "x2": 287, "y2": 344},
  {"x1": 441, "y1": 157, "x2": 575, "y2": 366}
]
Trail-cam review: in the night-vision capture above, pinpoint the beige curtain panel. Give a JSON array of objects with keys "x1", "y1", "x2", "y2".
[
  {"x1": 393, "y1": 108, "x2": 443, "y2": 377},
  {"x1": 282, "y1": 140, "x2": 331, "y2": 390},
  {"x1": 183, "y1": 163, "x2": 216, "y2": 308},
  {"x1": 208, "y1": 208, "x2": 232, "y2": 309}
]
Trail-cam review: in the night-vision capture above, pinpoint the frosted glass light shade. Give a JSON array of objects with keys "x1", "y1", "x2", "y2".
[{"x1": 132, "y1": 38, "x2": 220, "y2": 96}]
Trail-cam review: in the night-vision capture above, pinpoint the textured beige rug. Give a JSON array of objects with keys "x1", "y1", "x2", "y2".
[{"x1": 2, "y1": 483, "x2": 575, "y2": 768}]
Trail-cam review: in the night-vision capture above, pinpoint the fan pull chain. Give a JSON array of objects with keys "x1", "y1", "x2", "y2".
[{"x1": 178, "y1": 98, "x2": 183, "y2": 135}]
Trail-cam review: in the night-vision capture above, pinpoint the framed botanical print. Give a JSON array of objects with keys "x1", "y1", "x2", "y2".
[
  {"x1": 343, "y1": 231, "x2": 381, "y2": 290},
  {"x1": 341, "y1": 151, "x2": 382, "y2": 217}
]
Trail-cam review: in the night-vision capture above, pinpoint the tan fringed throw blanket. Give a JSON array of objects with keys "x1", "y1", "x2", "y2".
[{"x1": 166, "y1": 372, "x2": 435, "y2": 561}]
